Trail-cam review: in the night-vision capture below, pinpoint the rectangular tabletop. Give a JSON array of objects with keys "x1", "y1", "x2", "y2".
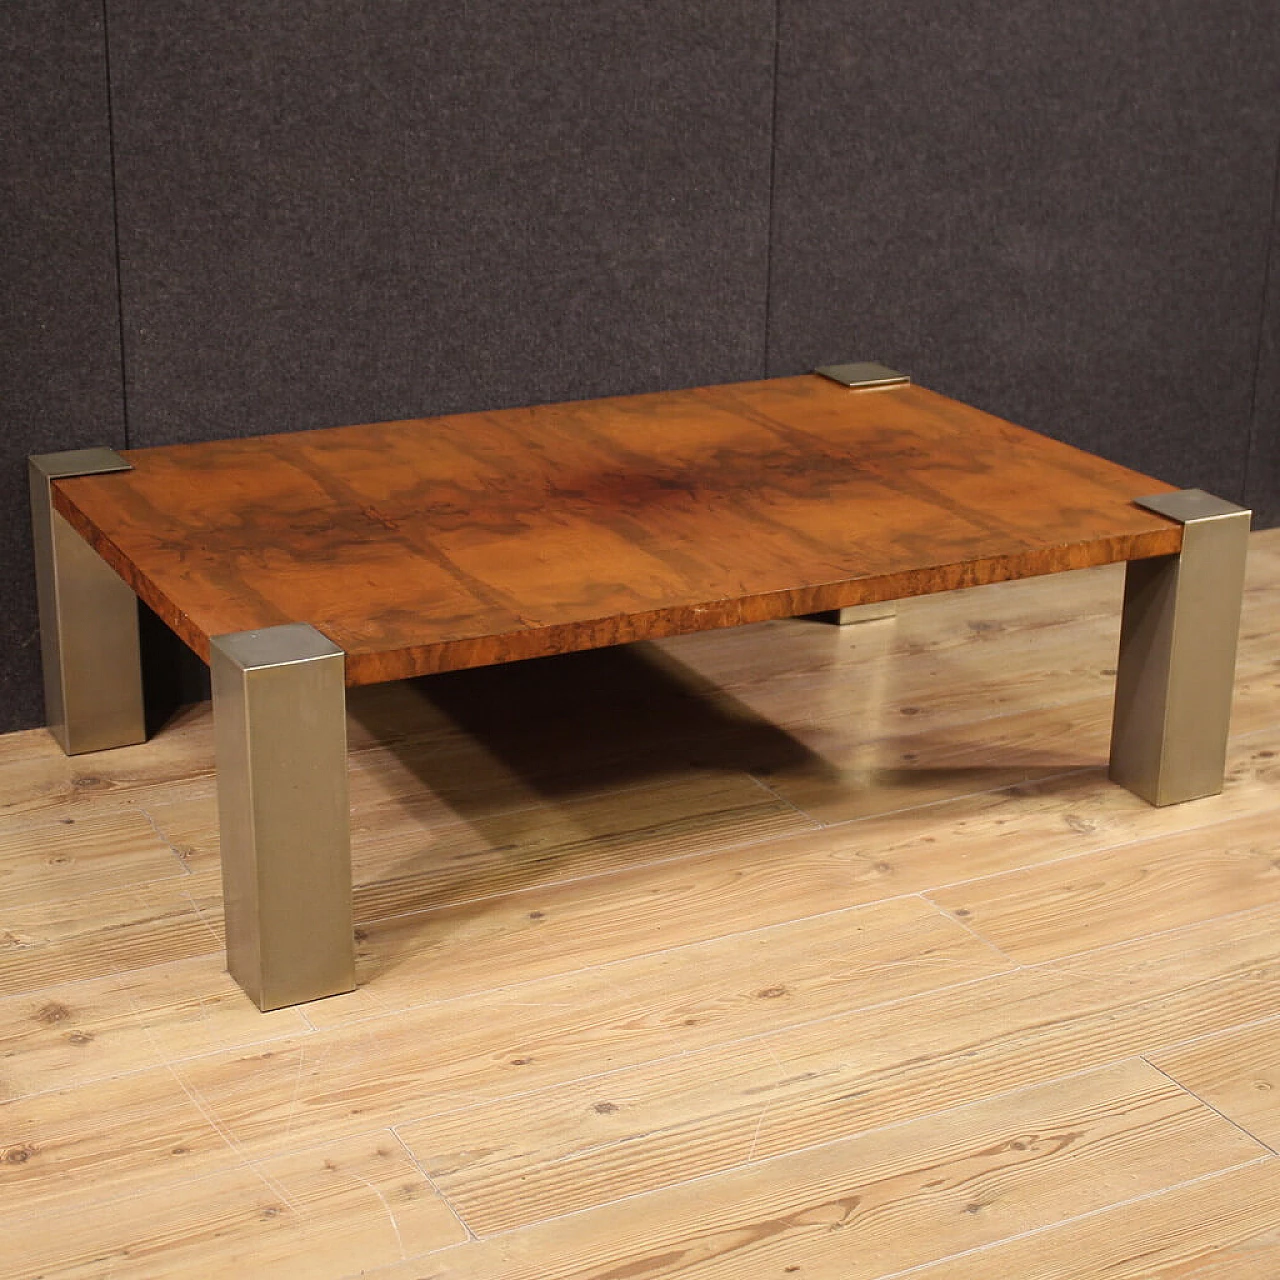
[{"x1": 52, "y1": 375, "x2": 1183, "y2": 686}]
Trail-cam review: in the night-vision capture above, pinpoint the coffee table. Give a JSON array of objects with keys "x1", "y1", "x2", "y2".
[{"x1": 29, "y1": 367, "x2": 1251, "y2": 1009}]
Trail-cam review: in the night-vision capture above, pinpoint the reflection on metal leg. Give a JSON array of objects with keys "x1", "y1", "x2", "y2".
[
  {"x1": 211, "y1": 623, "x2": 354, "y2": 1011},
  {"x1": 1109, "y1": 490, "x2": 1251, "y2": 807},
  {"x1": 28, "y1": 449, "x2": 146, "y2": 756}
]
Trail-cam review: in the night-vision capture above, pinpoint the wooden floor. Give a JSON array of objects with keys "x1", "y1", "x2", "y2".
[{"x1": 3, "y1": 527, "x2": 1279, "y2": 1279}]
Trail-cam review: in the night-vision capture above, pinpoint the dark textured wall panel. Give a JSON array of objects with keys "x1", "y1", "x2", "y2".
[
  {"x1": 767, "y1": 1, "x2": 1280, "y2": 498},
  {"x1": 1, "y1": 1, "x2": 124, "y2": 733},
  {"x1": 7, "y1": 3, "x2": 1277, "y2": 735},
  {"x1": 109, "y1": 1, "x2": 775, "y2": 446},
  {"x1": 1246, "y1": 164, "x2": 1280, "y2": 529}
]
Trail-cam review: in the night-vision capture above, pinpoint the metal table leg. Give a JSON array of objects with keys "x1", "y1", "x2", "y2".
[
  {"x1": 808, "y1": 602, "x2": 899, "y2": 626},
  {"x1": 28, "y1": 449, "x2": 146, "y2": 756},
  {"x1": 1109, "y1": 489, "x2": 1252, "y2": 806},
  {"x1": 210, "y1": 623, "x2": 354, "y2": 1010}
]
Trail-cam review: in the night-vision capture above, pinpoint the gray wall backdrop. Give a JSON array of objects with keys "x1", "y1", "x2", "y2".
[{"x1": 5, "y1": 1, "x2": 1279, "y2": 734}]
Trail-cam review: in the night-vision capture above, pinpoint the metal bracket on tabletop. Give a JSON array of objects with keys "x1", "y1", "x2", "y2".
[{"x1": 814, "y1": 362, "x2": 910, "y2": 389}]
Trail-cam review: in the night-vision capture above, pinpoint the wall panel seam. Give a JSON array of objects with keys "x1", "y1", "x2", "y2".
[
  {"x1": 761, "y1": 0, "x2": 783, "y2": 377},
  {"x1": 1243, "y1": 125, "x2": 1280, "y2": 504},
  {"x1": 100, "y1": 0, "x2": 130, "y2": 449}
]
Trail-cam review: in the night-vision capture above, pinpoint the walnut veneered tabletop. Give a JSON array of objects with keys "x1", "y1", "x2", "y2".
[{"x1": 51, "y1": 375, "x2": 1182, "y2": 687}]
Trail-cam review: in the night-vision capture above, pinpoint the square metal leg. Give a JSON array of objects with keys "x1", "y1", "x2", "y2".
[
  {"x1": 210, "y1": 623, "x2": 354, "y2": 1010},
  {"x1": 807, "y1": 601, "x2": 898, "y2": 626},
  {"x1": 28, "y1": 449, "x2": 146, "y2": 756},
  {"x1": 1109, "y1": 490, "x2": 1251, "y2": 806}
]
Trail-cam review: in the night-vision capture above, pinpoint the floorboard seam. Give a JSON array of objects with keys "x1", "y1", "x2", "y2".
[
  {"x1": 916, "y1": 894, "x2": 1023, "y2": 970},
  {"x1": 869, "y1": 1154, "x2": 1277, "y2": 1280},
  {"x1": 764, "y1": 764, "x2": 1103, "y2": 831},
  {"x1": 1033, "y1": 897, "x2": 1280, "y2": 972},
  {"x1": 1139, "y1": 1008, "x2": 1280, "y2": 1062},
  {"x1": 137, "y1": 804, "x2": 196, "y2": 876},
  {"x1": 912, "y1": 789, "x2": 1280, "y2": 899},
  {"x1": 343, "y1": 812, "x2": 823, "y2": 928},
  {"x1": 389, "y1": 1125, "x2": 479, "y2": 1243},
  {"x1": 1143, "y1": 1057, "x2": 1278, "y2": 1157},
  {"x1": 401, "y1": 1058, "x2": 1261, "y2": 1247}
]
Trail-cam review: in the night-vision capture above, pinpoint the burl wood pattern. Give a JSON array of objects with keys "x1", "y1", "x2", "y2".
[{"x1": 52, "y1": 376, "x2": 1183, "y2": 686}]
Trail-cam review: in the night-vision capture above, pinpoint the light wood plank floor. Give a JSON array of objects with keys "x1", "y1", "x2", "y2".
[{"x1": 3, "y1": 528, "x2": 1279, "y2": 1279}]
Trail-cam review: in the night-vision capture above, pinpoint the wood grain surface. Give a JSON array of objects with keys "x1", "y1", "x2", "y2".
[
  {"x1": 391, "y1": 1061, "x2": 1262, "y2": 1279},
  {"x1": 2, "y1": 529, "x2": 1277, "y2": 1278},
  {"x1": 928, "y1": 808, "x2": 1280, "y2": 964},
  {"x1": 905, "y1": 1159, "x2": 1280, "y2": 1279},
  {"x1": 51, "y1": 376, "x2": 1182, "y2": 683}
]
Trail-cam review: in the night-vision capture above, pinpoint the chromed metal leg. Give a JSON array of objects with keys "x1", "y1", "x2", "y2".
[
  {"x1": 1109, "y1": 490, "x2": 1251, "y2": 806},
  {"x1": 809, "y1": 601, "x2": 898, "y2": 626},
  {"x1": 210, "y1": 623, "x2": 354, "y2": 1010},
  {"x1": 28, "y1": 449, "x2": 146, "y2": 755}
]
